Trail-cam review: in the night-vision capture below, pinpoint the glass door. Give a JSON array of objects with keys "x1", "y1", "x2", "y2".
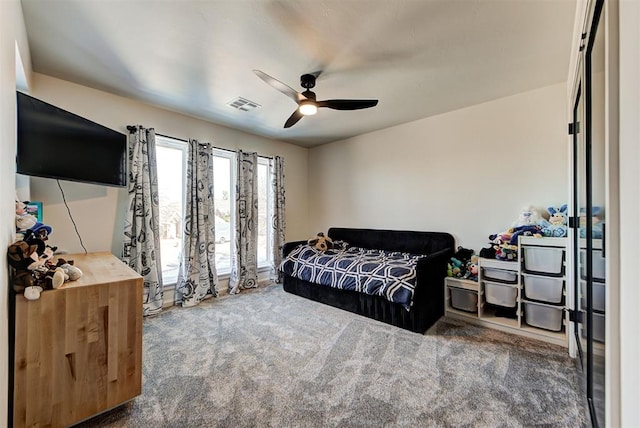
[
  {"x1": 572, "y1": 0, "x2": 605, "y2": 426},
  {"x1": 585, "y1": 0, "x2": 605, "y2": 424}
]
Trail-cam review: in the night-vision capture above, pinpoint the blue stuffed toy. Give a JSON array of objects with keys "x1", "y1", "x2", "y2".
[
  {"x1": 539, "y1": 204, "x2": 568, "y2": 238},
  {"x1": 579, "y1": 206, "x2": 604, "y2": 238}
]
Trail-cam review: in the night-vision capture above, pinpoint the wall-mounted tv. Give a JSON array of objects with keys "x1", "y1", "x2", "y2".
[{"x1": 16, "y1": 92, "x2": 127, "y2": 187}]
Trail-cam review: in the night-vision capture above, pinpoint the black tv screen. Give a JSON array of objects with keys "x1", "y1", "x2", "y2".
[{"x1": 17, "y1": 92, "x2": 127, "y2": 187}]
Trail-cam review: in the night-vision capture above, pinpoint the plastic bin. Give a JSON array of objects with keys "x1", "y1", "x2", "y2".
[
  {"x1": 449, "y1": 287, "x2": 478, "y2": 312},
  {"x1": 483, "y1": 267, "x2": 517, "y2": 283},
  {"x1": 592, "y1": 312, "x2": 605, "y2": 342},
  {"x1": 484, "y1": 281, "x2": 518, "y2": 307},
  {"x1": 581, "y1": 312, "x2": 606, "y2": 342},
  {"x1": 580, "y1": 280, "x2": 605, "y2": 312},
  {"x1": 580, "y1": 249, "x2": 605, "y2": 280},
  {"x1": 522, "y1": 273, "x2": 564, "y2": 304},
  {"x1": 523, "y1": 300, "x2": 564, "y2": 331},
  {"x1": 523, "y1": 247, "x2": 564, "y2": 275}
]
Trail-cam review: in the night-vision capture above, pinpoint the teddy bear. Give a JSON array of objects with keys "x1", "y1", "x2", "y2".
[
  {"x1": 539, "y1": 204, "x2": 568, "y2": 237},
  {"x1": 307, "y1": 232, "x2": 334, "y2": 252}
]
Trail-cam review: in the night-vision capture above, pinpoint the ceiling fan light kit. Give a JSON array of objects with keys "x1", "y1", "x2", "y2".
[
  {"x1": 253, "y1": 70, "x2": 378, "y2": 128},
  {"x1": 299, "y1": 101, "x2": 317, "y2": 115}
]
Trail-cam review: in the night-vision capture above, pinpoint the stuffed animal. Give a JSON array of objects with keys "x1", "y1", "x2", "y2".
[
  {"x1": 463, "y1": 255, "x2": 479, "y2": 281},
  {"x1": 15, "y1": 200, "x2": 52, "y2": 241},
  {"x1": 508, "y1": 206, "x2": 543, "y2": 245},
  {"x1": 579, "y1": 206, "x2": 604, "y2": 238},
  {"x1": 56, "y1": 258, "x2": 83, "y2": 281},
  {"x1": 307, "y1": 232, "x2": 334, "y2": 252},
  {"x1": 15, "y1": 200, "x2": 36, "y2": 231},
  {"x1": 453, "y1": 246, "x2": 474, "y2": 265},
  {"x1": 448, "y1": 257, "x2": 465, "y2": 277},
  {"x1": 495, "y1": 243, "x2": 518, "y2": 261},
  {"x1": 539, "y1": 204, "x2": 568, "y2": 237},
  {"x1": 511, "y1": 205, "x2": 544, "y2": 228},
  {"x1": 7, "y1": 231, "x2": 63, "y2": 300}
]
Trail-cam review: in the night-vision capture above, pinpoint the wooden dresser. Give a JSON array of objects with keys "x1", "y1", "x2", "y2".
[{"x1": 11, "y1": 252, "x2": 143, "y2": 427}]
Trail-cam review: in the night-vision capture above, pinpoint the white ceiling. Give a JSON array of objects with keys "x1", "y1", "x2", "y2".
[{"x1": 20, "y1": 0, "x2": 577, "y2": 148}]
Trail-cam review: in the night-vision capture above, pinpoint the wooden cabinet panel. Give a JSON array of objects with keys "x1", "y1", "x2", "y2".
[{"x1": 12, "y1": 252, "x2": 143, "y2": 427}]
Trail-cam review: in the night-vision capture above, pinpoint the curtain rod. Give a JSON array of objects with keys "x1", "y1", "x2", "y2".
[
  {"x1": 155, "y1": 132, "x2": 235, "y2": 154},
  {"x1": 127, "y1": 126, "x2": 270, "y2": 159}
]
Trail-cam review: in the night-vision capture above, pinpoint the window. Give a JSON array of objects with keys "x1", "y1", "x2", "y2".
[
  {"x1": 155, "y1": 136, "x2": 187, "y2": 285},
  {"x1": 156, "y1": 138, "x2": 273, "y2": 282},
  {"x1": 257, "y1": 157, "x2": 273, "y2": 268},
  {"x1": 212, "y1": 150, "x2": 235, "y2": 274}
]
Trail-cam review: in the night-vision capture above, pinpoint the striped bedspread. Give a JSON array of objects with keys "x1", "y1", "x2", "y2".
[{"x1": 279, "y1": 245, "x2": 425, "y2": 310}]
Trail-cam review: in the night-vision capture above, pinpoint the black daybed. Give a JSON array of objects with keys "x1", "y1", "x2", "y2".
[{"x1": 280, "y1": 227, "x2": 455, "y2": 333}]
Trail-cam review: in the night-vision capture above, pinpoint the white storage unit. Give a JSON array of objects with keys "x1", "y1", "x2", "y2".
[{"x1": 444, "y1": 236, "x2": 568, "y2": 347}]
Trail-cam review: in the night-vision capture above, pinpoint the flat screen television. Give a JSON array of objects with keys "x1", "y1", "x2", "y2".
[{"x1": 16, "y1": 92, "x2": 127, "y2": 187}]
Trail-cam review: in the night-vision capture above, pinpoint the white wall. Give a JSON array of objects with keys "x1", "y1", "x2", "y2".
[
  {"x1": 308, "y1": 82, "x2": 568, "y2": 252},
  {"x1": 617, "y1": 0, "x2": 640, "y2": 424},
  {"x1": 27, "y1": 73, "x2": 309, "y2": 255},
  {"x1": 1, "y1": 0, "x2": 32, "y2": 424}
]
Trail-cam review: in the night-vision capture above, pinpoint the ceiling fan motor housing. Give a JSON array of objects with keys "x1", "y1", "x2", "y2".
[{"x1": 300, "y1": 74, "x2": 316, "y2": 89}]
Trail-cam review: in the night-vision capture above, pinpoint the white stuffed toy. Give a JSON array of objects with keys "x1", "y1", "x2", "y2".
[
  {"x1": 511, "y1": 205, "x2": 544, "y2": 227},
  {"x1": 508, "y1": 205, "x2": 544, "y2": 245},
  {"x1": 15, "y1": 200, "x2": 36, "y2": 232}
]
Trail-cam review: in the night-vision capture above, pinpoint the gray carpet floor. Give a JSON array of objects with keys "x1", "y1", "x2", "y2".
[{"x1": 78, "y1": 284, "x2": 586, "y2": 427}]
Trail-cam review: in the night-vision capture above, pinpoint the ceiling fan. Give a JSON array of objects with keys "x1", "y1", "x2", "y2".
[{"x1": 253, "y1": 70, "x2": 379, "y2": 128}]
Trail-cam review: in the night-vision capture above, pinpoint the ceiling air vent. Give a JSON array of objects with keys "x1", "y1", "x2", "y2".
[{"x1": 226, "y1": 97, "x2": 261, "y2": 112}]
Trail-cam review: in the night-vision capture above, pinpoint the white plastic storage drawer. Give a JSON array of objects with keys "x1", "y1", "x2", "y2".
[
  {"x1": 449, "y1": 287, "x2": 478, "y2": 313},
  {"x1": 522, "y1": 273, "x2": 564, "y2": 304},
  {"x1": 484, "y1": 281, "x2": 518, "y2": 307},
  {"x1": 482, "y1": 267, "x2": 517, "y2": 283},
  {"x1": 593, "y1": 312, "x2": 605, "y2": 342},
  {"x1": 523, "y1": 246, "x2": 564, "y2": 275},
  {"x1": 580, "y1": 280, "x2": 606, "y2": 312},
  {"x1": 580, "y1": 249, "x2": 605, "y2": 280},
  {"x1": 583, "y1": 312, "x2": 606, "y2": 342},
  {"x1": 523, "y1": 301, "x2": 564, "y2": 331}
]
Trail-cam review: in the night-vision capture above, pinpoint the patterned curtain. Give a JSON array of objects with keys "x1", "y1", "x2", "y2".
[
  {"x1": 229, "y1": 150, "x2": 258, "y2": 294},
  {"x1": 122, "y1": 125, "x2": 163, "y2": 316},
  {"x1": 175, "y1": 139, "x2": 218, "y2": 307},
  {"x1": 270, "y1": 156, "x2": 286, "y2": 282}
]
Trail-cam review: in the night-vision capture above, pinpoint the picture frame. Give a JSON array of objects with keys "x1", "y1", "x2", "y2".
[{"x1": 25, "y1": 201, "x2": 43, "y2": 222}]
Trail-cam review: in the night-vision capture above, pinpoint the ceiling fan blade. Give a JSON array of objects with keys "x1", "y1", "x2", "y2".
[
  {"x1": 284, "y1": 109, "x2": 304, "y2": 128},
  {"x1": 317, "y1": 99, "x2": 379, "y2": 110},
  {"x1": 253, "y1": 70, "x2": 305, "y2": 103}
]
